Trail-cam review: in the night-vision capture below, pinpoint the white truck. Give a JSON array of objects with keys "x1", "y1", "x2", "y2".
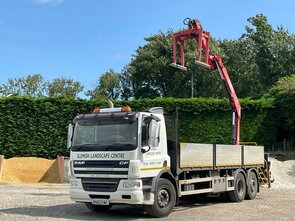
[
  {"x1": 67, "y1": 105, "x2": 266, "y2": 217},
  {"x1": 67, "y1": 18, "x2": 268, "y2": 217}
]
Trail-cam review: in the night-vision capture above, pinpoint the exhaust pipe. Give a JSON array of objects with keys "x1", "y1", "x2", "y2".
[{"x1": 107, "y1": 99, "x2": 114, "y2": 108}]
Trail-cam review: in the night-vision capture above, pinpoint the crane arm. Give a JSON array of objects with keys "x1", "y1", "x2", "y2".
[
  {"x1": 209, "y1": 54, "x2": 241, "y2": 145},
  {"x1": 171, "y1": 18, "x2": 241, "y2": 145}
]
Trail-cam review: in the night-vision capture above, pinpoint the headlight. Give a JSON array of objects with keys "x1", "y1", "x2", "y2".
[{"x1": 123, "y1": 181, "x2": 141, "y2": 188}]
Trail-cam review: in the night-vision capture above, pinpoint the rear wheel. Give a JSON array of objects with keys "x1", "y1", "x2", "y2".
[
  {"x1": 246, "y1": 171, "x2": 258, "y2": 200},
  {"x1": 85, "y1": 202, "x2": 112, "y2": 212},
  {"x1": 144, "y1": 178, "x2": 176, "y2": 218},
  {"x1": 228, "y1": 172, "x2": 246, "y2": 202}
]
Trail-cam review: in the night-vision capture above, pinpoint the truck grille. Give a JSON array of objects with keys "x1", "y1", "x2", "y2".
[
  {"x1": 73, "y1": 160, "x2": 129, "y2": 191},
  {"x1": 81, "y1": 178, "x2": 120, "y2": 192},
  {"x1": 74, "y1": 170, "x2": 128, "y2": 175},
  {"x1": 73, "y1": 160, "x2": 129, "y2": 168}
]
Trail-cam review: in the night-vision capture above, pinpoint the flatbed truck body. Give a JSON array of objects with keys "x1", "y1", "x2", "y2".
[{"x1": 68, "y1": 107, "x2": 266, "y2": 217}]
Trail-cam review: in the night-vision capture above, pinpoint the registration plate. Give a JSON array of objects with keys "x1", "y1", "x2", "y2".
[{"x1": 92, "y1": 199, "x2": 109, "y2": 206}]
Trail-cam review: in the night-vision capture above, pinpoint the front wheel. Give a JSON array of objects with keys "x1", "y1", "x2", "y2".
[
  {"x1": 85, "y1": 202, "x2": 112, "y2": 212},
  {"x1": 144, "y1": 178, "x2": 176, "y2": 218}
]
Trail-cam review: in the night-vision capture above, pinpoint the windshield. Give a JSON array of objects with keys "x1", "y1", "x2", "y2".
[{"x1": 71, "y1": 121, "x2": 138, "y2": 151}]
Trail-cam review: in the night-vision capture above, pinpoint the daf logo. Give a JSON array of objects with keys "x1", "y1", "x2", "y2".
[
  {"x1": 119, "y1": 161, "x2": 128, "y2": 166},
  {"x1": 74, "y1": 161, "x2": 85, "y2": 165}
]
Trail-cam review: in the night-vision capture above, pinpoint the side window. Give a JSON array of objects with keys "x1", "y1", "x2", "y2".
[{"x1": 141, "y1": 117, "x2": 149, "y2": 146}]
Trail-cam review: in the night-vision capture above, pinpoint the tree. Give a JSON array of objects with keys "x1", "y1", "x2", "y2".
[
  {"x1": 0, "y1": 74, "x2": 45, "y2": 97},
  {"x1": 219, "y1": 38, "x2": 261, "y2": 98},
  {"x1": 120, "y1": 66, "x2": 134, "y2": 100},
  {"x1": 273, "y1": 74, "x2": 295, "y2": 93},
  {"x1": 244, "y1": 14, "x2": 295, "y2": 93},
  {"x1": 121, "y1": 14, "x2": 295, "y2": 99},
  {"x1": 270, "y1": 75, "x2": 295, "y2": 144},
  {"x1": 209, "y1": 14, "x2": 295, "y2": 98},
  {"x1": 46, "y1": 77, "x2": 84, "y2": 98},
  {"x1": 122, "y1": 31, "x2": 225, "y2": 99},
  {"x1": 86, "y1": 69, "x2": 121, "y2": 100}
]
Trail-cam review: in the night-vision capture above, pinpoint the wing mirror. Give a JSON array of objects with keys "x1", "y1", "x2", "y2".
[
  {"x1": 67, "y1": 123, "x2": 74, "y2": 149},
  {"x1": 148, "y1": 119, "x2": 160, "y2": 148},
  {"x1": 141, "y1": 115, "x2": 161, "y2": 153}
]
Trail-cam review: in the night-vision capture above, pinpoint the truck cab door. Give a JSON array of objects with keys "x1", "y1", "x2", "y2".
[{"x1": 140, "y1": 114, "x2": 169, "y2": 177}]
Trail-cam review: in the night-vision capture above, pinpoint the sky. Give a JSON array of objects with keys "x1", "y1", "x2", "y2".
[{"x1": 1, "y1": 0, "x2": 295, "y2": 97}]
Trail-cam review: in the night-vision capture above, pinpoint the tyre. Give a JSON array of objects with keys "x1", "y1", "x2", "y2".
[
  {"x1": 144, "y1": 178, "x2": 176, "y2": 218},
  {"x1": 246, "y1": 171, "x2": 258, "y2": 200},
  {"x1": 228, "y1": 172, "x2": 246, "y2": 202},
  {"x1": 85, "y1": 202, "x2": 112, "y2": 212}
]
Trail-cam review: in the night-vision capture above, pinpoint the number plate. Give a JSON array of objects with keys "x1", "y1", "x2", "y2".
[{"x1": 92, "y1": 199, "x2": 109, "y2": 205}]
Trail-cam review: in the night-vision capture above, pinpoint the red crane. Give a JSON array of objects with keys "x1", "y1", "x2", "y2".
[{"x1": 171, "y1": 18, "x2": 241, "y2": 145}]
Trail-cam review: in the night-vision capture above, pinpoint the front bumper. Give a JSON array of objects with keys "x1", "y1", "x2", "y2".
[{"x1": 70, "y1": 178, "x2": 154, "y2": 205}]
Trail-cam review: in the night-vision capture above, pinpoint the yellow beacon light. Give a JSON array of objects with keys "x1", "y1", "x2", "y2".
[
  {"x1": 92, "y1": 107, "x2": 100, "y2": 113},
  {"x1": 121, "y1": 106, "x2": 132, "y2": 112}
]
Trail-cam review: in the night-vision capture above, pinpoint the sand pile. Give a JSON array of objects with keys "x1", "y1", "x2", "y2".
[
  {"x1": 270, "y1": 157, "x2": 295, "y2": 189},
  {"x1": 0, "y1": 157, "x2": 62, "y2": 184}
]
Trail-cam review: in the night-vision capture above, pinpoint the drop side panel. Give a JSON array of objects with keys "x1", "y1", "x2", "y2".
[
  {"x1": 244, "y1": 145, "x2": 264, "y2": 166},
  {"x1": 216, "y1": 144, "x2": 242, "y2": 167},
  {"x1": 180, "y1": 143, "x2": 213, "y2": 168}
]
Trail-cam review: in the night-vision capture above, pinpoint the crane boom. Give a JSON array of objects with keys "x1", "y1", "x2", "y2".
[{"x1": 171, "y1": 18, "x2": 241, "y2": 145}]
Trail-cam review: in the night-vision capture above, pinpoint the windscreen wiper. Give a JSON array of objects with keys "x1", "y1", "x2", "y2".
[
  {"x1": 104, "y1": 143, "x2": 135, "y2": 151},
  {"x1": 72, "y1": 144, "x2": 101, "y2": 151}
]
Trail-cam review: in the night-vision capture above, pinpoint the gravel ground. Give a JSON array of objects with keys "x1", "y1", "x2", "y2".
[{"x1": 0, "y1": 184, "x2": 294, "y2": 221}]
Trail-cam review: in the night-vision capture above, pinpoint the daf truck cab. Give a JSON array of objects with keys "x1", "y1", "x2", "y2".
[{"x1": 68, "y1": 106, "x2": 176, "y2": 217}]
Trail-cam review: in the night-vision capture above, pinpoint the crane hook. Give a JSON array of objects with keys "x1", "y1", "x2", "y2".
[{"x1": 183, "y1": 17, "x2": 192, "y2": 27}]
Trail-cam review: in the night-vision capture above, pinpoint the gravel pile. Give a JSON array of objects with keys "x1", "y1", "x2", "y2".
[
  {"x1": 269, "y1": 156, "x2": 295, "y2": 189},
  {"x1": 0, "y1": 157, "x2": 61, "y2": 184}
]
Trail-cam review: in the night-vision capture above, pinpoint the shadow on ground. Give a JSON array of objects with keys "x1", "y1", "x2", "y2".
[{"x1": 0, "y1": 196, "x2": 224, "y2": 220}]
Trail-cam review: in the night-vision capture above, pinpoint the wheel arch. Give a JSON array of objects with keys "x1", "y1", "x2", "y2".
[
  {"x1": 151, "y1": 170, "x2": 178, "y2": 201},
  {"x1": 233, "y1": 168, "x2": 247, "y2": 180}
]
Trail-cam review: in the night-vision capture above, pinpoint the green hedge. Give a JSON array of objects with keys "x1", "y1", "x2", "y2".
[
  {"x1": 273, "y1": 92, "x2": 295, "y2": 140},
  {"x1": 0, "y1": 97, "x2": 88, "y2": 158},
  {"x1": 121, "y1": 97, "x2": 278, "y2": 146},
  {"x1": 0, "y1": 96, "x2": 284, "y2": 158}
]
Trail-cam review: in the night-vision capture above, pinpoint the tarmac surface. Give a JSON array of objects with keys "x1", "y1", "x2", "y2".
[{"x1": 0, "y1": 184, "x2": 294, "y2": 221}]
